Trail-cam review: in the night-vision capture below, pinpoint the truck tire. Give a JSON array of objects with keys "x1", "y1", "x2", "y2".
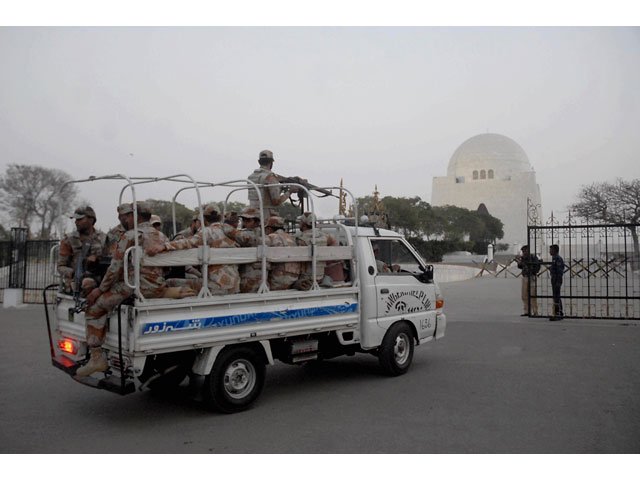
[
  {"x1": 203, "y1": 346, "x2": 266, "y2": 413},
  {"x1": 378, "y1": 322, "x2": 414, "y2": 376}
]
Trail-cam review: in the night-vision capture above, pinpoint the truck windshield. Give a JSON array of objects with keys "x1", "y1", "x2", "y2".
[{"x1": 371, "y1": 239, "x2": 423, "y2": 275}]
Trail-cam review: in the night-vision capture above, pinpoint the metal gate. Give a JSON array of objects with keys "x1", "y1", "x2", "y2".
[
  {"x1": 0, "y1": 228, "x2": 58, "y2": 304},
  {"x1": 528, "y1": 215, "x2": 640, "y2": 320}
]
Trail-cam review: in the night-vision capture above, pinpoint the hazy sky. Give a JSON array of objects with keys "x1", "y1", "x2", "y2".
[{"x1": 1, "y1": 26, "x2": 639, "y2": 233}]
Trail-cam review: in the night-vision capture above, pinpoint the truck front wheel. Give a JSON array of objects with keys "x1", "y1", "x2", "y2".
[
  {"x1": 203, "y1": 346, "x2": 266, "y2": 413},
  {"x1": 378, "y1": 322, "x2": 414, "y2": 376}
]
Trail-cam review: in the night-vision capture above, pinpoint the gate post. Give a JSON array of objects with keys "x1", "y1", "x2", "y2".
[{"x1": 4, "y1": 227, "x2": 27, "y2": 308}]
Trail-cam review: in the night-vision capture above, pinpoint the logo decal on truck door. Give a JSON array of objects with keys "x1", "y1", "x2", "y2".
[{"x1": 384, "y1": 290, "x2": 432, "y2": 315}]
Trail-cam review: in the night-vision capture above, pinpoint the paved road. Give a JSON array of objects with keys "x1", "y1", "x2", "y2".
[{"x1": 1, "y1": 276, "x2": 639, "y2": 453}]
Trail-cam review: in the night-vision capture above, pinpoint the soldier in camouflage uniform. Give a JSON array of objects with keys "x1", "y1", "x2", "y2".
[
  {"x1": 57, "y1": 206, "x2": 107, "y2": 296},
  {"x1": 172, "y1": 210, "x2": 200, "y2": 241},
  {"x1": 294, "y1": 212, "x2": 338, "y2": 290},
  {"x1": 264, "y1": 216, "x2": 300, "y2": 291},
  {"x1": 147, "y1": 204, "x2": 240, "y2": 296},
  {"x1": 224, "y1": 211, "x2": 239, "y2": 229},
  {"x1": 104, "y1": 203, "x2": 131, "y2": 256},
  {"x1": 247, "y1": 150, "x2": 297, "y2": 217},
  {"x1": 171, "y1": 211, "x2": 202, "y2": 279},
  {"x1": 151, "y1": 214, "x2": 163, "y2": 232},
  {"x1": 77, "y1": 202, "x2": 194, "y2": 377},
  {"x1": 235, "y1": 207, "x2": 266, "y2": 293}
]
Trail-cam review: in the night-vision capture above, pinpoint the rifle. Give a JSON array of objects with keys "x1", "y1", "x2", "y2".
[
  {"x1": 74, "y1": 242, "x2": 91, "y2": 304},
  {"x1": 274, "y1": 174, "x2": 338, "y2": 199}
]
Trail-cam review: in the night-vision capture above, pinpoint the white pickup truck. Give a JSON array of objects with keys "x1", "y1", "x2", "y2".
[{"x1": 44, "y1": 175, "x2": 446, "y2": 413}]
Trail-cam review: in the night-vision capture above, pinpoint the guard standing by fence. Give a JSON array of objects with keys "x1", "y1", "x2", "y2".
[
  {"x1": 516, "y1": 245, "x2": 540, "y2": 316},
  {"x1": 548, "y1": 244, "x2": 565, "y2": 321}
]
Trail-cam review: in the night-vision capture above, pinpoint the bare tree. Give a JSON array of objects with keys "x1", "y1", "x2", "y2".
[
  {"x1": 0, "y1": 164, "x2": 78, "y2": 239},
  {"x1": 570, "y1": 178, "x2": 640, "y2": 265}
]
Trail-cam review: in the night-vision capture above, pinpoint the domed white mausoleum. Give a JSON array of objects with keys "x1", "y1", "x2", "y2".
[{"x1": 431, "y1": 133, "x2": 542, "y2": 250}]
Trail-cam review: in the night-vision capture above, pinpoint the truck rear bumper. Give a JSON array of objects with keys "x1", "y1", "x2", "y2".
[{"x1": 51, "y1": 355, "x2": 135, "y2": 395}]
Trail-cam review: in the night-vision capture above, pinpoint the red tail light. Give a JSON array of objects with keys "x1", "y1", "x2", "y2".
[
  {"x1": 58, "y1": 338, "x2": 78, "y2": 355},
  {"x1": 436, "y1": 296, "x2": 444, "y2": 309}
]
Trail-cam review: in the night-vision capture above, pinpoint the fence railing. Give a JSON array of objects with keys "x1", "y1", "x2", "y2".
[{"x1": 0, "y1": 232, "x2": 59, "y2": 304}]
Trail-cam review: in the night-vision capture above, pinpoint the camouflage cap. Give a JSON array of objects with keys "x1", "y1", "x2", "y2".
[
  {"x1": 134, "y1": 201, "x2": 152, "y2": 215},
  {"x1": 202, "y1": 203, "x2": 220, "y2": 217},
  {"x1": 117, "y1": 203, "x2": 133, "y2": 215},
  {"x1": 240, "y1": 206, "x2": 261, "y2": 219},
  {"x1": 259, "y1": 149, "x2": 274, "y2": 162},
  {"x1": 266, "y1": 216, "x2": 285, "y2": 229},
  {"x1": 297, "y1": 211, "x2": 316, "y2": 226},
  {"x1": 150, "y1": 214, "x2": 162, "y2": 225},
  {"x1": 224, "y1": 211, "x2": 238, "y2": 221},
  {"x1": 71, "y1": 206, "x2": 96, "y2": 220}
]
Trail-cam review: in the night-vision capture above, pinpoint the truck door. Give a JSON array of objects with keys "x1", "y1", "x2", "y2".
[{"x1": 371, "y1": 238, "x2": 437, "y2": 340}]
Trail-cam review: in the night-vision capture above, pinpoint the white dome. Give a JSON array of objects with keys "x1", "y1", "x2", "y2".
[{"x1": 447, "y1": 133, "x2": 531, "y2": 178}]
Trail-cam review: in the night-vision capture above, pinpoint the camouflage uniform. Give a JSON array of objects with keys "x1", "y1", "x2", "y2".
[
  {"x1": 248, "y1": 150, "x2": 285, "y2": 217},
  {"x1": 172, "y1": 226, "x2": 193, "y2": 241},
  {"x1": 171, "y1": 217, "x2": 203, "y2": 278},
  {"x1": 266, "y1": 227, "x2": 300, "y2": 291},
  {"x1": 57, "y1": 213, "x2": 107, "y2": 296},
  {"x1": 105, "y1": 223, "x2": 126, "y2": 256},
  {"x1": 294, "y1": 212, "x2": 338, "y2": 290},
  {"x1": 84, "y1": 219, "x2": 169, "y2": 348},
  {"x1": 165, "y1": 223, "x2": 240, "y2": 295},
  {"x1": 235, "y1": 227, "x2": 265, "y2": 293},
  {"x1": 295, "y1": 228, "x2": 329, "y2": 289}
]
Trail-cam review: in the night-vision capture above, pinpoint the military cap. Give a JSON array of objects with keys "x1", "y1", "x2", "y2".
[
  {"x1": 239, "y1": 206, "x2": 261, "y2": 219},
  {"x1": 202, "y1": 203, "x2": 220, "y2": 217},
  {"x1": 266, "y1": 216, "x2": 285, "y2": 229},
  {"x1": 71, "y1": 206, "x2": 96, "y2": 220},
  {"x1": 134, "y1": 201, "x2": 151, "y2": 215},
  {"x1": 150, "y1": 214, "x2": 162, "y2": 226},
  {"x1": 259, "y1": 150, "x2": 274, "y2": 162},
  {"x1": 297, "y1": 212, "x2": 316, "y2": 226},
  {"x1": 117, "y1": 203, "x2": 133, "y2": 215},
  {"x1": 224, "y1": 211, "x2": 238, "y2": 221}
]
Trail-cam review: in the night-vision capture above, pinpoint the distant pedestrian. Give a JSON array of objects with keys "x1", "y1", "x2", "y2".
[
  {"x1": 516, "y1": 245, "x2": 540, "y2": 316},
  {"x1": 549, "y1": 244, "x2": 565, "y2": 321}
]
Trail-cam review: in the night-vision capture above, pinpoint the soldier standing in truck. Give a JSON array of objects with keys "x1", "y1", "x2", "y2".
[{"x1": 248, "y1": 150, "x2": 297, "y2": 217}]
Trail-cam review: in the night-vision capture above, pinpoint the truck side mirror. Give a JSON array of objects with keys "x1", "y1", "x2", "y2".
[{"x1": 420, "y1": 265, "x2": 434, "y2": 283}]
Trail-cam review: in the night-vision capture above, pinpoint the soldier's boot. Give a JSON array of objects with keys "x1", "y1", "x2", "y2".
[{"x1": 75, "y1": 348, "x2": 108, "y2": 377}]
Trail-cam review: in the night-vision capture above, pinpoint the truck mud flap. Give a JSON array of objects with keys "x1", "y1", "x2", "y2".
[{"x1": 52, "y1": 355, "x2": 135, "y2": 396}]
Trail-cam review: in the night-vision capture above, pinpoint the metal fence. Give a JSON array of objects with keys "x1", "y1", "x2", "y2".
[
  {"x1": 0, "y1": 228, "x2": 58, "y2": 304},
  {"x1": 528, "y1": 220, "x2": 640, "y2": 320}
]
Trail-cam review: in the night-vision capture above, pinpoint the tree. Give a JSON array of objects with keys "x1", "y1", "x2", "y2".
[
  {"x1": 212, "y1": 200, "x2": 248, "y2": 217},
  {"x1": 0, "y1": 164, "x2": 78, "y2": 239},
  {"x1": 570, "y1": 178, "x2": 640, "y2": 264},
  {"x1": 145, "y1": 199, "x2": 197, "y2": 238}
]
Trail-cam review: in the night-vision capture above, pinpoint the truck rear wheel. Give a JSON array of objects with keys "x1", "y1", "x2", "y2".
[
  {"x1": 203, "y1": 346, "x2": 266, "y2": 413},
  {"x1": 378, "y1": 322, "x2": 414, "y2": 376}
]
